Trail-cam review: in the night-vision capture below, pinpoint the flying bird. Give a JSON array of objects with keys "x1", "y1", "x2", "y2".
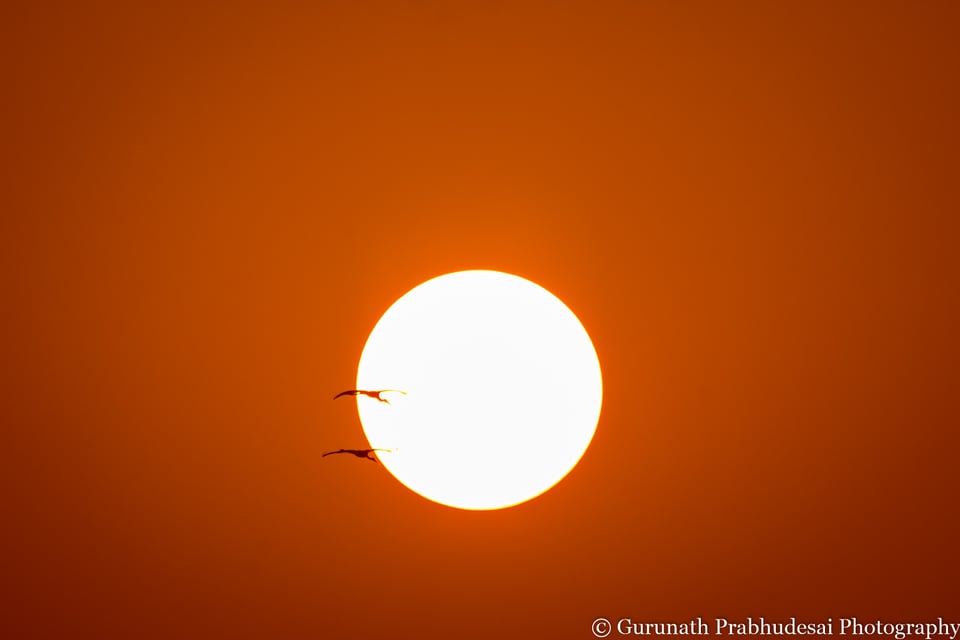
[
  {"x1": 333, "y1": 389, "x2": 407, "y2": 404},
  {"x1": 322, "y1": 448, "x2": 393, "y2": 463}
]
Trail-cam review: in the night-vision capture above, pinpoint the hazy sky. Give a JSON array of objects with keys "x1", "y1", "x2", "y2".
[{"x1": 4, "y1": 2, "x2": 958, "y2": 638}]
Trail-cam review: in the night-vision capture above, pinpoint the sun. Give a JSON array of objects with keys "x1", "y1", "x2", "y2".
[{"x1": 355, "y1": 270, "x2": 602, "y2": 510}]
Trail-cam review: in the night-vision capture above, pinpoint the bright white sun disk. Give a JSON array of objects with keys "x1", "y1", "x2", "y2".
[{"x1": 356, "y1": 270, "x2": 602, "y2": 510}]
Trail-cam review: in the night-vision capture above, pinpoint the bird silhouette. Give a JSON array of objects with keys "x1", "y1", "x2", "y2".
[
  {"x1": 333, "y1": 389, "x2": 407, "y2": 404},
  {"x1": 322, "y1": 448, "x2": 393, "y2": 463}
]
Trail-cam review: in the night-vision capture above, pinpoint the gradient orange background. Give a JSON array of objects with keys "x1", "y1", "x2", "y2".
[{"x1": 3, "y1": 2, "x2": 958, "y2": 638}]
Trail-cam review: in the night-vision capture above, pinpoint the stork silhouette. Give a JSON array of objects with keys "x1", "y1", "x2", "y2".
[
  {"x1": 321, "y1": 448, "x2": 392, "y2": 463},
  {"x1": 333, "y1": 389, "x2": 407, "y2": 405}
]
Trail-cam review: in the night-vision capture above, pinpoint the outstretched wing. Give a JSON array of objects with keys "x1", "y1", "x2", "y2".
[
  {"x1": 333, "y1": 390, "x2": 359, "y2": 400},
  {"x1": 321, "y1": 449, "x2": 347, "y2": 457}
]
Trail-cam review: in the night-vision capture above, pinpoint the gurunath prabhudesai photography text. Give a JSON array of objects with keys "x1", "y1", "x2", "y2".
[{"x1": 602, "y1": 617, "x2": 960, "y2": 639}]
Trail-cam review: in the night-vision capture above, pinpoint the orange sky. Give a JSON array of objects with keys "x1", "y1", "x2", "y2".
[{"x1": 3, "y1": 2, "x2": 958, "y2": 638}]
